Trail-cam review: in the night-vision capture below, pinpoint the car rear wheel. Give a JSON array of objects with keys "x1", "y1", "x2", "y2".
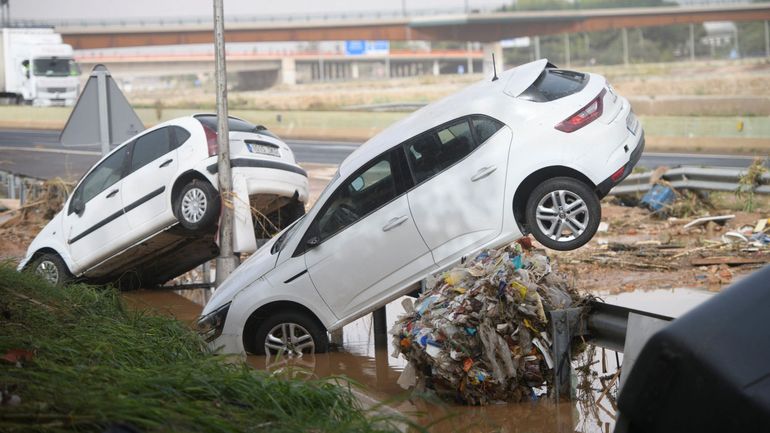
[
  {"x1": 525, "y1": 177, "x2": 601, "y2": 251},
  {"x1": 175, "y1": 179, "x2": 220, "y2": 231},
  {"x1": 32, "y1": 253, "x2": 73, "y2": 288},
  {"x1": 252, "y1": 311, "x2": 329, "y2": 357}
]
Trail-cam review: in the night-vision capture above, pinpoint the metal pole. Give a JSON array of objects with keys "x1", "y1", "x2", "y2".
[
  {"x1": 213, "y1": 0, "x2": 238, "y2": 286},
  {"x1": 373, "y1": 306, "x2": 388, "y2": 350},
  {"x1": 95, "y1": 70, "x2": 110, "y2": 156},
  {"x1": 563, "y1": 33, "x2": 571, "y2": 67},
  {"x1": 534, "y1": 35, "x2": 541, "y2": 59},
  {"x1": 689, "y1": 23, "x2": 695, "y2": 62},
  {"x1": 765, "y1": 20, "x2": 769, "y2": 58},
  {"x1": 622, "y1": 28, "x2": 629, "y2": 65}
]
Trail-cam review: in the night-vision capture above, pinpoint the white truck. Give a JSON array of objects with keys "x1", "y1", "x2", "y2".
[{"x1": 0, "y1": 27, "x2": 80, "y2": 106}]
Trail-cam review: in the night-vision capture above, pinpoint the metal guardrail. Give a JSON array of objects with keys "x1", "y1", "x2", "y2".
[
  {"x1": 0, "y1": 170, "x2": 45, "y2": 207},
  {"x1": 611, "y1": 166, "x2": 770, "y2": 196}
]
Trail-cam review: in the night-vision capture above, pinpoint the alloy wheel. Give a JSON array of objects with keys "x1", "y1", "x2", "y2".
[{"x1": 535, "y1": 189, "x2": 589, "y2": 242}]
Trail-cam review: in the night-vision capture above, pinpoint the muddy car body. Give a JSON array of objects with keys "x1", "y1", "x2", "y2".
[
  {"x1": 19, "y1": 115, "x2": 308, "y2": 287},
  {"x1": 198, "y1": 59, "x2": 644, "y2": 355}
]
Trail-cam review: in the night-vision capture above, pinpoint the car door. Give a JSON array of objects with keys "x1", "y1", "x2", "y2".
[
  {"x1": 302, "y1": 147, "x2": 433, "y2": 320},
  {"x1": 66, "y1": 146, "x2": 130, "y2": 270},
  {"x1": 121, "y1": 126, "x2": 187, "y2": 239},
  {"x1": 405, "y1": 115, "x2": 511, "y2": 267}
]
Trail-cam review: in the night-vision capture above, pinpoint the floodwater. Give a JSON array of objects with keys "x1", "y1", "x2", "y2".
[{"x1": 123, "y1": 286, "x2": 715, "y2": 433}]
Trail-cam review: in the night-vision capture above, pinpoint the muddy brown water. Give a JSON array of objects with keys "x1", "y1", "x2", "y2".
[{"x1": 123, "y1": 287, "x2": 714, "y2": 433}]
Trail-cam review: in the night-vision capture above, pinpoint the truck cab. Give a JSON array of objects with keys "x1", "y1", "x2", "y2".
[{"x1": 1, "y1": 28, "x2": 81, "y2": 106}]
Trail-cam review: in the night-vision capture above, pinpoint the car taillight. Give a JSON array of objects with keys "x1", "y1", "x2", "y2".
[
  {"x1": 555, "y1": 89, "x2": 606, "y2": 133},
  {"x1": 203, "y1": 125, "x2": 218, "y2": 156}
]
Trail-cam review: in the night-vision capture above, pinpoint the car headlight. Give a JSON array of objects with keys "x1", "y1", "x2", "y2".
[{"x1": 196, "y1": 302, "x2": 231, "y2": 342}]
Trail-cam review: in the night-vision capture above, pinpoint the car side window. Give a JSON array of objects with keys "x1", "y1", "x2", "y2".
[
  {"x1": 405, "y1": 118, "x2": 475, "y2": 184},
  {"x1": 170, "y1": 126, "x2": 191, "y2": 150},
  {"x1": 471, "y1": 115, "x2": 504, "y2": 144},
  {"x1": 130, "y1": 127, "x2": 172, "y2": 173},
  {"x1": 69, "y1": 147, "x2": 128, "y2": 213},
  {"x1": 315, "y1": 151, "x2": 399, "y2": 242}
]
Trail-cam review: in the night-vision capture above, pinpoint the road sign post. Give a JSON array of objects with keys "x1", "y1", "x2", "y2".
[{"x1": 213, "y1": 0, "x2": 238, "y2": 286}]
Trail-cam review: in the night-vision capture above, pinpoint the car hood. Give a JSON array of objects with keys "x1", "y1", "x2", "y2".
[{"x1": 202, "y1": 236, "x2": 281, "y2": 315}]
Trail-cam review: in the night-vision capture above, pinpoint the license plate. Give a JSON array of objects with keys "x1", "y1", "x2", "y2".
[
  {"x1": 246, "y1": 142, "x2": 280, "y2": 157},
  {"x1": 626, "y1": 111, "x2": 639, "y2": 135}
]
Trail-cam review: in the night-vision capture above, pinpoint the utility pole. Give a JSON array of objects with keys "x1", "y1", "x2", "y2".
[{"x1": 213, "y1": 0, "x2": 238, "y2": 286}]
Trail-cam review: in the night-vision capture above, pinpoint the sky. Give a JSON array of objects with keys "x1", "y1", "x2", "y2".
[{"x1": 9, "y1": 0, "x2": 510, "y2": 21}]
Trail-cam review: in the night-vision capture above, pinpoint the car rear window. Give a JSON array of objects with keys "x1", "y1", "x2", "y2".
[
  {"x1": 518, "y1": 69, "x2": 588, "y2": 102},
  {"x1": 193, "y1": 114, "x2": 278, "y2": 138}
]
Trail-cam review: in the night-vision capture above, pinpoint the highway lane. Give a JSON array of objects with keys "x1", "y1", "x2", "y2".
[{"x1": 0, "y1": 128, "x2": 764, "y2": 180}]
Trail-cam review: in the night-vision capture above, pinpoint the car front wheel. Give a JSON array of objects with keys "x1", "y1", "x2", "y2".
[
  {"x1": 175, "y1": 179, "x2": 221, "y2": 231},
  {"x1": 253, "y1": 311, "x2": 329, "y2": 357},
  {"x1": 525, "y1": 177, "x2": 601, "y2": 251},
  {"x1": 32, "y1": 253, "x2": 73, "y2": 288}
]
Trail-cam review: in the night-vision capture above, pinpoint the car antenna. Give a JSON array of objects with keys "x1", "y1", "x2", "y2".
[{"x1": 491, "y1": 53, "x2": 499, "y2": 81}]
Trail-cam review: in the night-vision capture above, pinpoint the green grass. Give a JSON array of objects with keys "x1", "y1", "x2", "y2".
[{"x1": 0, "y1": 264, "x2": 405, "y2": 433}]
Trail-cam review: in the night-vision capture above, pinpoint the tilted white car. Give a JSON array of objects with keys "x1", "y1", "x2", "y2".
[
  {"x1": 19, "y1": 114, "x2": 308, "y2": 288},
  {"x1": 197, "y1": 59, "x2": 644, "y2": 356}
]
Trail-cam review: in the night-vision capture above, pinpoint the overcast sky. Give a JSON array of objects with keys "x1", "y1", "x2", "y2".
[{"x1": 10, "y1": 0, "x2": 510, "y2": 21}]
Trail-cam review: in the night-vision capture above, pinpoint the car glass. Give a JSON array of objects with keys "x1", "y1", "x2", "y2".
[
  {"x1": 171, "y1": 126, "x2": 191, "y2": 149},
  {"x1": 316, "y1": 153, "x2": 397, "y2": 241},
  {"x1": 193, "y1": 114, "x2": 272, "y2": 135},
  {"x1": 471, "y1": 116, "x2": 504, "y2": 144},
  {"x1": 271, "y1": 215, "x2": 305, "y2": 254},
  {"x1": 406, "y1": 118, "x2": 475, "y2": 184},
  {"x1": 74, "y1": 147, "x2": 127, "y2": 206},
  {"x1": 519, "y1": 69, "x2": 587, "y2": 102},
  {"x1": 130, "y1": 128, "x2": 171, "y2": 173}
]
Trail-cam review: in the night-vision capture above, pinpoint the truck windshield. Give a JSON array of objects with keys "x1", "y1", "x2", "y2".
[{"x1": 32, "y1": 58, "x2": 78, "y2": 77}]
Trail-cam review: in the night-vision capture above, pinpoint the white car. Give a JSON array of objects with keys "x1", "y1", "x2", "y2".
[
  {"x1": 19, "y1": 114, "x2": 308, "y2": 288},
  {"x1": 197, "y1": 59, "x2": 644, "y2": 356}
]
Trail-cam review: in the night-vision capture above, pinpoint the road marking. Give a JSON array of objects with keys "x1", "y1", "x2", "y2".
[{"x1": 0, "y1": 146, "x2": 100, "y2": 156}]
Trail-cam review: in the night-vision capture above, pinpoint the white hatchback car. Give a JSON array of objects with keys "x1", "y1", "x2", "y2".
[
  {"x1": 197, "y1": 59, "x2": 644, "y2": 355},
  {"x1": 19, "y1": 114, "x2": 308, "y2": 288}
]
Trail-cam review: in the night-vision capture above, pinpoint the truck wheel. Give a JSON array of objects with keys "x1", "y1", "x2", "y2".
[
  {"x1": 32, "y1": 253, "x2": 73, "y2": 288},
  {"x1": 525, "y1": 177, "x2": 601, "y2": 251},
  {"x1": 253, "y1": 311, "x2": 328, "y2": 356},
  {"x1": 174, "y1": 179, "x2": 220, "y2": 231}
]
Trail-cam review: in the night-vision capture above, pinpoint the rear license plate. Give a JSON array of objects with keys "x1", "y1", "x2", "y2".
[
  {"x1": 626, "y1": 111, "x2": 639, "y2": 135},
  {"x1": 246, "y1": 142, "x2": 280, "y2": 157}
]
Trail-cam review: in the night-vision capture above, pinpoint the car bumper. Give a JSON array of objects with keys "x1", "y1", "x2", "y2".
[
  {"x1": 597, "y1": 131, "x2": 645, "y2": 198},
  {"x1": 206, "y1": 331, "x2": 246, "y2": 355},
  {"x1": 207, "y1": 158, "x2": 309, "y2": 203}
]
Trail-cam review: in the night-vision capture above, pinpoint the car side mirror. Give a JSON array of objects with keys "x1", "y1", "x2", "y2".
[
  {"x1": 72, "y1": 198, "x2": 85, "y2": 216},
  {"x1": 306, "y1": 236, "x2": 320, "y2": 248}
]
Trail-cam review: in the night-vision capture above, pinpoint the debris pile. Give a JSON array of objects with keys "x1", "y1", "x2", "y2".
[{"x1": 390, "y1": 239, "x2": 586, "y2": 405}]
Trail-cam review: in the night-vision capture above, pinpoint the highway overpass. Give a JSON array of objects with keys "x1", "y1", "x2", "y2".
[{"x1": 53, "y1": 4, "x2": 770, "y2": 49}]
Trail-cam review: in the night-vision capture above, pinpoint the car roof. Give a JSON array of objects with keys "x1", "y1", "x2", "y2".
[{"x1": 337, "y1": 59, "x2": 548, "y2": 178}]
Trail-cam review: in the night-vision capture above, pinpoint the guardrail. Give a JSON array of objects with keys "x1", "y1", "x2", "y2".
[
  {"x1": 611, "y1": 166, "x2": 770, "y2": 196},
  {"x1": 0, "y1": 170, "x2": 45, "y2": 207}
]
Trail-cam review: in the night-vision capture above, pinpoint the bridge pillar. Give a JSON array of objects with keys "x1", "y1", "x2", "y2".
[
  {"x1": 765, "y1": 20, "x2": 769, "y2": 58},
  {"x1": 564, "y1": 33, "x2": 571, "y2": 67},
  {"x1": 533, "y1": 36, "x2": 541, "y2": 59},
  {"x1": 622, "y1": 28, "x2": 629, "y2": 65},
  {"x1": 280, "y1": 57, "x2": 296, "y2": 85},
  {"x1": 351, "y1": 61, "x2": 359, "y2": 79},
  {"x1": 482, "y1": 41, "x2": 503, "y2": 77},
  {"x1": 432, "y1": 59, "x2": 440, "y2": 76}
]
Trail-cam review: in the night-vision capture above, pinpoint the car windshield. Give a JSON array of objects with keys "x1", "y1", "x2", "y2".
[
  {"x1": 271, "y1": 215, "x2": 305, "y2": 254},
  {"x1": 33, "y1": 58, "x2": 78, "y2": 77}
]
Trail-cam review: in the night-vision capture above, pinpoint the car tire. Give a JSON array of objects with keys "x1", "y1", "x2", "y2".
[
  {"x1": 31, "y1": 253, "x2": 73, "y2": 288},
  {"x1": 525, "y1": 177, "x2": 601, "y2": 251},
  {"x1": 174, "y1": 179, "x2": 220, "y2": 231},
  {"x1": 252, "y1": 311, "x2": 329, "y2": 356}
]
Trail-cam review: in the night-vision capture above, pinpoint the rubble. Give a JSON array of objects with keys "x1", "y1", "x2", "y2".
[{"x1": 390, "y1": 239, "x2": 588, "y2": 405}]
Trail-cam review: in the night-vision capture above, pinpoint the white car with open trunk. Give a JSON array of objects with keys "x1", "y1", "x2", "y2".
[
  {"x1": 197, "y1": 59, "x2": 645, "y2": 356},
  {"x1": 19, "y1": 114, "x2": 308, "y2": 288}
]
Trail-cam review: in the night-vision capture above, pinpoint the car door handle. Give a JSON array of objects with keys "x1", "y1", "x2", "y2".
[
  {"x1": 106, "y1": 189, "x2": 119, "y2": 198},
  {"x1": 471, "y1": 165, "x2": 497, "y2": 182},
  {"x1": 159, "y1": 158, "x2": 173, "y2": 168},
  {"x1": 382, "y1": 215, "x2": 409, "y2": 232}
]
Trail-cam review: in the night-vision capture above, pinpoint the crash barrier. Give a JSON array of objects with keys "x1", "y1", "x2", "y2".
[
  {"x1": 611, "y1": 166, "x2": 770, "y2": 196},
  {"x1": 547, "y1": 301, "x2": 673, "y2": 398},
  {"x1": 0, "y1": 170, "x2": 45, "y2": 206}
]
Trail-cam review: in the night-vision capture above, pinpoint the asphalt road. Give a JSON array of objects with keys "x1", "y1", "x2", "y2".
[{"x1": 0, "y1": 128, "x2": 763, "y2": 181}]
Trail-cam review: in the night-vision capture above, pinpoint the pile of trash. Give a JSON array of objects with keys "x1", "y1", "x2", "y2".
[{"x1": 390, "y1": 239, "x2": 587, "y2": 405}]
